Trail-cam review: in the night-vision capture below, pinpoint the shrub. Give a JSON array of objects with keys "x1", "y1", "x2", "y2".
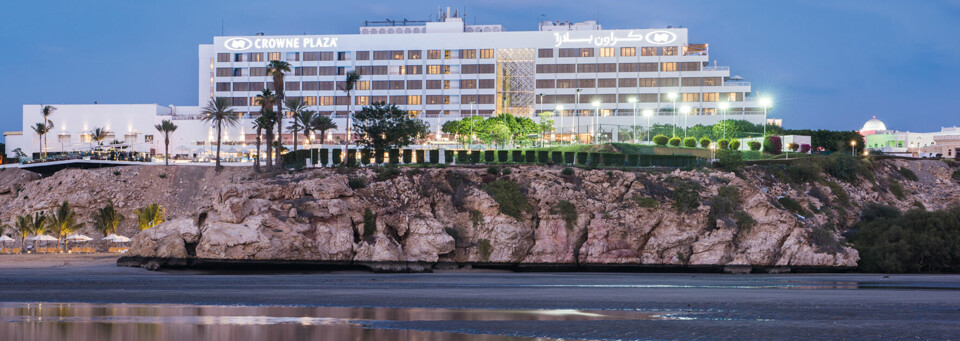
[
  {"x1": 668, "y1": 177, "x2": 700, "y2": 213},
  {"x1": 362, "y1": 208, "x2": 376, "y2": 239},
  {"x1": 346, "y1": 149, "x2": 358, "y2": 166},
  {"x1": 713, "y1": 150, "x2": 744, "y2": 171},
  {"x1": 653, "y1": 135, "x2": 669, "y2": 146},
  {"x1": 415, "y1": 150, "x2": 424, "y2": 164},
  {"x1": 388, "y1": 149, "x2": 400, "y2": 164},
  {"x1": 485, "y1": 150, "x2": 495, "y2": 163},
  {"x1": 158, "y1": 173, "x2": 167, "y2": 179},
  {"x1": 487, "y1": 166, "x2": 500, "y2": 175},
  {"x1": 551, "y1": 151, "x2": 563, "y2": 164},
  {"x1": 683, "y1": 137, "x2": 697, "y2": 148},
  {"x1": 564, "y1": 152, "x2": 575, "y2": 164},
  {"x1": 851, "y1": 206, "x2": 960, "y2": 273},
  {"x1": 443, "y1": 150, "x2": 454, "y2": 164},
  {"x1": 809, "y1": 224, "x2": 842, "y2": 254},
  {"x1": 822, "y1": 153, "x2": 864, "y2": 182},
  {"x1": 428, "y1": 149, "x2": 438, "y2": 163},
  {"x1": 778, "y1": 196, "x2": 810, "y2": 217},
  {"x1": 374, "y1": 149, "x2": 384, "y2": 164},
  {"x1": 898, "y1": 167, "x2": 918, "y2": 181},
  {"x1": 113, "y1": 170, "x2": 121, "y2": 176},
  {"x1": 729, "y1": 139, "x2": 741, "y2": 150},
  {"x1": 501, "y1": 167, "x2": 512, "y2": 175},
  {"x1": 716, "y1": 138, "x2": 730, "y2": 150},
  {"x1": 537, "y1": 151, "x2": 549, "y2": 164},
  {"x1": 525, "y1": 150, "x2": 537, "y2": 163},
  {"x1": 484, "y1": 179, "x2": 531, "y2": 221},
  {"x1": 511, "y1": 150, "x2": 523, "y2": 163},
  {"x1": 699, "y1": 138, "x2": 711, "y2": 148},
  {"x1": 375, "y1": 165, "x2": 402, "y2": 181},
  {"x1": 360, "y1": 149, "x2": 372, "y2": 165},
  {"x1": 823, "y1": 180, "x2": 850, "y2": 206},
  {"x1": 627, "y1": 154, "x2": 639, "y2": 167},
  {"x1": 888, "y1": 180, "x2": 905, "y2": 199},
  {"x1": 733, "y1": 211, "x2": 756, "y2": 231},
  {"x1": 457, "y1": 150, "x2": 469, "y2": 164},
  {"x1": 575, "y1": 152, "x2": 588, "y2": 165},
  {"x1": 550, "y1": 200, "x2": 578, "y2": 230},
  {"x1": 477, "y1": 239, "x2": 493, "y2": 261},
  {"x1": 788, "y1": 143, "x2": 800, "y2": 152},
  {"x1": 561, "y1": 167, "x2": 575, "y2": 176},
  {"x1": 470, "y1": 150, "x2": 481, "y2": 164},
  {"x1": 763, "y1": 136, "x2": 782, "y2": 155},
  {"x1": 498, "y1": 150, "x2": 509, "y2": 163},
  {"x1": 347, "y1": 176, "x2": 367, "y2": 189},
  {"x1": 635, "y1": 196, "x2": 660, "y2": 208},
  {"x1": 332, "y1": 149, "x2": 343, "y2": 165},
  {"x1": 669, "y1": 137, "x2": 682, "y2": 147},
  {"x1": 784, "y1": 161, "x2": 821, "y2": 184},
  {"x1": 748, "y1": 141, "x2": 761, "y2": 151},
  {"x1": 954, "y1": 169, "x2": 960, "y2": 182},
  {"x1": 320, "y1": 148, "x2": 330, "y2": 165},
  {"x1": 800, "y1": 144, "x2": 811, "y2": 153}
]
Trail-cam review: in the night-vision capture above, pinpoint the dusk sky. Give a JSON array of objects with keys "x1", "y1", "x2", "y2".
[{"x1": 2, "y1": 0, "x2": 958, "y2": 142}]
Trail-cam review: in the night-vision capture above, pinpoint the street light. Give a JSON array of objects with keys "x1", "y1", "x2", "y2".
[
  {"x1": 629, "y1": 97, "x2": 638, "y2": 143},
  {"x1": 680, "y1": 105, "x2": 691, "y2": 140},
  {"x1": 575, "y1": 89, "x2": 582, "y2": 144},
  {"x1": 718, "y1": 102, "x2": 730, "y2": 140},
  {"x1": 592, "y1": 100, "x2": 601, "y2": 144},
  {"x1": 668, "y1": 92, "x2": 678, "y2": 137},
  {"x1": 643, "y1": 109, "x2": 653, "y2": 143},
  {"x1": 469, "y1": 102, "x2": 475, "y2": 150},
  {"x1": 759, "y1": 97, "x2": 773, "y2": 137},
  {"x1": 850, "y1": 140, "x2": 857, "y2": 157},
  {"x1": 556, "y1": 105, "x2": 565, "y2": 144}
]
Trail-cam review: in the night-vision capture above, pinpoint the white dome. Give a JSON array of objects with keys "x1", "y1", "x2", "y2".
[{"x1": 861, "y1": 116, "x2": 886, "y2": 131}]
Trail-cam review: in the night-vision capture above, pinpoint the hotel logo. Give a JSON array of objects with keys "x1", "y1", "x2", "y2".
[
  {"x1": 224, "y1": 38, "x2": 253, "y2": 51},
  {"x1": 647, "y1": 31, "x2": 677, "y2": 45}
]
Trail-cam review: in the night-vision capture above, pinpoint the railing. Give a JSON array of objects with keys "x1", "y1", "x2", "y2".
[
  {"x1": 702, "y1": 66, "x2": 729, "y2": 71},
  {"x1": 724, "y1": 81, "x2": 751, "y2": 87}
]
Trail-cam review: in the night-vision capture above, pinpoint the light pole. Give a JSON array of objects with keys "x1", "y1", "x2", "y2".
[
  {"x1": 592, "y1": 100, "x2": 600, "y2": 144},
  {"x1": 851, "y1": 140, "x2": 857, "y2": 157},
  {"x1": 575, "y1": 89, "x2": 582, "y2": 144},
  {"x1": 537, "y1": 94, "x2": 544, "y2": 147},
  {"x1": 718, "y1": 101, "x2": 729, "y2": 140},
  {"x1": 680, "y1": 105, "x2": 691, "y2": 140},
  {"x1": 643, "y1": 109, "x2": 653, "y2": 143},
  {"x1": 629, "y1": 97, "x2": 638, "y2": 143},
  {"x1": 556, "y1": 105, "x2": 565, "y2": 144},
  {"x1": 759, "y1": 97, "x2": 772, "y2": 137},
  {"x1": 668, "y1": 92, "x2": 678, "y2": 137},
  {"x1": 469, "y1": 102, "x2": 475, "y2": 150}
]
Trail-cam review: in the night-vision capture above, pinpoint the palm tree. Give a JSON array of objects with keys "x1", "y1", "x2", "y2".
[
  {"x1": 295, "y1": 110, "x2": 318, "y2": 148},
  {"x1": 284, "y1": 98, "x2": 309, "y2": 153},
  {"x1": 252, "y1": 111, "x2": 274, "y2": 173},
  {"x1": 92, "y1": 200, "x2": 123, "y2": 237},
  {"x1": 255, "y1": 89, "x2": 277, "y2": 168},
  {"x1": 134, "y1": 204, "x2": 165, "y2": 230},
  {"x1": 267, "y1": 60, "x2": 291, "y2": 166},
  {"x1": 46, "y1": 201, "x2": 83, "y2": 252},
  {"x1": 310, "y1": 115, "x2": 338, "y2": 146},
  {"x1": 154, "y1": 120, "x2": 178, "y2": 166},
  {"x1": 339, "y1": 70, "x2": 361, "y2": 144},
  {"x1": 11, "y1": 214, "x2": 34, "y2": 252},
  {"x1": 199, "y1": 97, "x2": 239, "y2": 169},
  {"x1": 28, "y1": 212, "x2": 47, "y2": 252},
  {"x1": 41, "y1": 106, "x2": 56, "y2": 158},
  {"x1": 30, "y1": 122, "x2": 50, "y2": 159},
  {"x1": 91, "y1": 127, "x2": 110, "y2": 146}
]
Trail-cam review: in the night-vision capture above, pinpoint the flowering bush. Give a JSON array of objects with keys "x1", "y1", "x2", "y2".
[
  {"x1": 800, "y1": 144, "x2": 811, "y2": 153},
  {"x1": 789, "y1": 143, "x2": 800, "y2": 152},
  {"x1": 763, "y1": 135, "x2": 782, "y2": 155}
]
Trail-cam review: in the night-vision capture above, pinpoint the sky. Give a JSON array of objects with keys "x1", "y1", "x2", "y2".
[{"x1": 2, "y1": 0, "x2": 959, "y2": 142}]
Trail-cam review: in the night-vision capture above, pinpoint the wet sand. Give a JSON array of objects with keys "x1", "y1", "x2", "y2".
[{"x1": 0, "y1": 259, "x2": 958, "y2": 339}]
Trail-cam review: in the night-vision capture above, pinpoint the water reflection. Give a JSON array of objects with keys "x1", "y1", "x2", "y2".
[{"x1": 0, "y1": 303, "x2": 665, "y2": 341}]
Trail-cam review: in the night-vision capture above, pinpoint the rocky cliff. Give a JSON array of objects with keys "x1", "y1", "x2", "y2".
[{"x1": 3, "y1": 158, "x2": 958, "y2": 272}]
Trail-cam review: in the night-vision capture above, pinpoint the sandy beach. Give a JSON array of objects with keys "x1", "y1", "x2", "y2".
[{"x1": 0, "y1": 253, "x2": 120, "y2": 269}]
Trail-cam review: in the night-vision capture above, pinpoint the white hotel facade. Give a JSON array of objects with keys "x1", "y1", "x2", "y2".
[{"x1": 6, "y1": 11, "x2": 769, "y2": 158}]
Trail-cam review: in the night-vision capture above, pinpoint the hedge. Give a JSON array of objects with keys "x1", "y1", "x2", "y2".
[
  {"x1": 444, "y1": 150, "x2": 454, "y2": 164},
  {"x1": 576, "y1": 152, "x2": 588, "y2": 165},
  {"x1": 361, "y1": 149, "x2": 373, "y2": 165},
  {"x1": 498, "y1": 150, "x2": 509, "y2": 163},
  {"x1": 319, "y1": 148, "x2": 329, "y2": 165},
  {"x1": 627, "y1": 154, "x2": 639, "y2": 167},
  {"x1": 389, "y1": 148, "x2": 400, "y2": 164},
  {"x1": 401, "y1": 149, "x2": 412, "y2": 164},
  {"x1": 470, "y1": 150, "x2": 481, "y2": 164},
  {"x1": 564, "y1": 151, "x2": 575, "y2": 164},
  {"x1": 456, "y1": 150, "x2": 469, "y2": 164},
  {"x1": 485, "y1": 150, "x2": 495, "y2": 163},
  {"x1": 346, "y1": 149, "x2": 357, "y2": 167},
  {"x1": 416, "y1": 150, "x2": 425, "y2": 163},
  {"x1": 525, "y1": 150, "x2": 537, "y2": 163},
  {"x1": 537, "y1": 151, "x2": 549, "y2": 164},
  {"x1": 332, "y1": 148, "x2": 342, "y2": 165},
  {"x1": 551, "y1": 151, "x2": 563, "y2": 164},
  {"x1": 512, "y1": 150, "x2": 523, "y2": 163}
]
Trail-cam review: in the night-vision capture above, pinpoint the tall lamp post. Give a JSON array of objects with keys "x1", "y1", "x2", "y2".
[
  {"x1": 592, "y1": 100, "x2": 601, "y2": 144},
  {"x1": 718, "y1": 101, "x2": 729, "y2": 140},
  {"x1": 680, "y1": 105, "x2": 691, "y2": 140},
  {"x1": 643, "y1": 109, "x2": 653, "y2": 143},
  {"x1": 668, "y1": 92, "x2": 678, "y2": 137},
  {"x1": 556, "y1": 105, "x2": 565, "y2": 144},
  {"x1": 759, "y1": 97, "x2": 773, "y2": 137},
  {"x1": 629, "y1": 97, "x2": 638, "y2": 143},
  {"x1": 574, "y1": 89, "x2": 582, "y2": 144},
  {"x1": 469, "y1": 102, "x2": 475, "y2": 150},
  {"x1": 851, "y1": 140, "x2": 857, "y2": 157}
]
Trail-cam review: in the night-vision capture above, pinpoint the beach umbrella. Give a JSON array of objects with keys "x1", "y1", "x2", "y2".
[
  {"x1": 27, "y1": 235, "x2": 58, "y2": 242},
  {"x1": 102, "y1": 234, "x2": 119, "y2": 242},
  {"x1": 175, "y1": 145, "x2": 190, "y2": 152},
  {"x1": 225, "y1": 146, "x2": 240, "y2": 153},
  {"x1": 66, "y1": 234, "x2": 93, "y2": 242},
  {"x1": 193, "y1": 147, "x2": 207, "y2": 154},
  {"x1": 0, "y1": 235, "x2": 13, "y2": 243},
  {"x1": 113, "y1": 235, "x2": 132, "y2": 243}
]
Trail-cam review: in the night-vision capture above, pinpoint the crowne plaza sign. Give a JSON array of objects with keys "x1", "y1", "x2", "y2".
[{"x1": 223, "y1": 36, "x2": 339, "y2": 51}]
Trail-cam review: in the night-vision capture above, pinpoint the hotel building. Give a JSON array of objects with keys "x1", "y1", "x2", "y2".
[{"x1": 6, "y1": 9, "x2": 769, "y2": 158}]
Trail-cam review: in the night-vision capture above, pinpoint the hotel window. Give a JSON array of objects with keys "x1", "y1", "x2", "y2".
[
  {"x1": 249, "y1": 67, "x2": 267, "y2": 76},
  {"x1": 302, "y1": 82, "x2": 319, "y2": 91},
  {"x1": 577, "y1": 64, "x2": 597, "y2": 73},
  {"x1": 638, "y1": 63, "x2": 658, "y2": 72},
  {"x1": 538, "y1": 48, "x2": 553, "y2": 58},
  {"x1": 535, "y1": 64, "x2": 555, "y2": 73},
  {"x1": 233, "y1": 53, "x2": 244, "y2": 62},
  {"x1": 405, "y1": 65, "x2": 422, "y2": 74},
  {"x1": 479, "y1": 49, "x2": 494, "y2": 59},
  {"x1": 597, "y1": 63, "x2": 616, "y2": 72},
  {"x1": 319, "y1": 96, "x2": 334, "y2": 106},
  {"x1": 536, "y1": 79, "x2": 555, "y2": 88},
  {"x1": 427, "y1": 65, "x2": 442, "y2": 74},
  {"x1": 319, "y1": 52, "x2": 333, "y2": 61},
  {"x1": 660, "y1": 78, "x2": 679, "y2": 87},
  {"x1": 389, "y1": 95, "x2": 406, "y2": 104},
  {"x1": 460, "y1": 49, "x2": 476, "y2": 59},
  {"x1": 618, "y1": 63, "x2": 637, "y2": 72},
  {"x1": 285, "y1": 82, "x2": 300, "y2": 91},
  {"x1": 286, "y1": 52, "x2": 299, "y2": 61},
  {"x1": 302, "y1": 67, "x2": 319, "y2": 76},
  {"x1": 618, "y1": 78, "x2": 637, "y2": 87},
  {"x1": 355, "y1": 81, "x2": 370, "y2": 90},
  {"x1": 390, "y1": 81, "x2": 405, "y2": 90},
  {"x1": 702, "y1": 77, "x2": 721, "y2": 86},
  {"x1": 639, "y1": 94, "x2": 658, "y2": 102},
  {"x1": 371, "y1": 96, "x2": 387, "y2": 104},
  {"x1": 216, "y1": 82, "x2": 231, "y2": 91},
  {"x1": 477, "y1": 64, "x2": 494, "y2": 73},
  {"x1": 620, "y1": 47, "x2": 636, "y2": 57},
  {"x1": 723, "y1": 92, "x2": 743, "y2": 101},
  {"x1": 373, "y1": 51, "x2": 390, "y2": 60},
  {"x1": 318, "y1": 67, "x2": 336, "y2": 75},
  {"x1": 662, "y1": 46, "x2": 678, "y2": 56},
  {"x1": 660, "y1": 62, "x2": 678, "y2": 72},
  {"x1": 231, "y1": 97, "x2": 248, "y2": 106},
  {"x1": 80, "y1": 134, "x2": 92, "y2": 143},
  {"x1": 144, "y1": 135, "x2": 154, "y2": 143},
  {"x1": 356, "y1": 66, "x2": 371, "y2": 75},
  {"x1": 558, "y1": 48, "x2": 578, "y2": 58},
  {"x1": 355, "y1": 96, "x2": 370, "y2": 106},
  {"x1": 462, "y1": 64, "x2": 479, "y2": 74},
  {"x1": 303, "y1": 96, "x2": 318, "y2": 106},
  {"x1": 702, "y1": 93, "x2": 719, "y2": 102},
  {"x1": 407, "y1": 95, "x2": 422, "y2": 105},
  {"x1": 641, "y1": 47, "x2": 658, "y2": 56},
  {"x1": 682, "y1": 78, "x2": 702, "y2": 86},
  {"x1": 444, "y1": 50, "x2": 458, "y2": 59},
  {"x1": 478, "y1": 79, "x2": 495, "y2": 88},
  {"x1": 303, "y1": 52, "x2": 319, "y2": 61},
  {"x1": 556, "y1": 64, "x2": 576, "y2": 73},
  {"x1": 389, "y1": 66, "x2": 406, "y2": 75},
  {"x1": 232, "y1": 68, "x2": 244, "y2": 77},
  {"x1": 247, "y1": 53, "x2": 264, "y2": 62},
  {"x1": 579, "y1": 48, "x2": 594, "y2": 57},
  {"x1": 425, "y1": 95, "x2": 444, "y2": 104},
  {"x1": 408, "y1": 50, "x2": 422, "y2": 59},
  {"x1": 427, "y1": 50, "x2": 442, "y2": 59},
  {"x1": 598, "y1": 79, "x2": 616, "y2": 88},
  {"x1": 372, "y1": 66, "x2": 388, "y2": 75},
  {"x1": 578, "y1": 79, "x2": 595, "y2": 88},
  {"x1": 460, "y1": 79, "x2": 478, "y2": 89},
  {"x1": 680, "y1": 62, "x2": 701, "y2": 71},
  {"x1": 443, "y1": 65, "x2": 454, "y2": 74},
  {"x1": 426, "y1": 80, "x2": 442, "y2": 89},
  {"x1": 337, "y1": 52, "x2": 350, "y2": 61},
  {"x1": 335, "y1": 97, "x2": 349, "y2": 105},
  {"x1": 638, "y1": 78, "x2": 658, "y2": 87},
  {"x1": 443, "y1": 80, "x2": 451, "y2": 89},
  {"x1": 268, "y1": 52, "x2": 281, "y2": 61},
  {"x1": 216, "y1": 68, "x2": 232, "y2": 77},
  {"x1": 58, "y1": 134, "x2": 71, "y2": 144},
  {"x1": 599, "y1": 47, "x2": 614, "y2": 57},
  {"x1": 217, "y1": 53, "x2": 230, "y2": 62},
  {"x1": 372, "y1": 81, "x2": 389, "y2": 90},
  {"x1": 682, "y1": 93, "x2": 700, "y2": 102},
  {"x1": 407, "y1": 80, "x2": 422, "y2": 89},
  {"x1": 556, "y1": 79, "x2": 576, "y2": 88},
  {"x1": 355, "y1": 51, "x2": 370, "y2": 60},
  {"x1": 337, "y1": 67, "x2": 346, "y2": 75},
  {"x1": 391, "y1": 50, "x2": 404, "y2": 60}
]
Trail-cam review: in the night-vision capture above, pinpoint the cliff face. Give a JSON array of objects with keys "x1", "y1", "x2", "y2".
[{"x1": 5, "y1": 158, "x2": 959, "y2": 270}]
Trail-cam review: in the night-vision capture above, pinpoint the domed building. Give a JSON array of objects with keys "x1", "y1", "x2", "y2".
[{"x1": 860, "y1": 116, "x2": 887, "y2": 135}]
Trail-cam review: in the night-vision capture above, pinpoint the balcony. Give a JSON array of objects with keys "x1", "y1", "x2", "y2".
[{"x1": 702, "y1": 66, "x2": 729, "y2": 71}]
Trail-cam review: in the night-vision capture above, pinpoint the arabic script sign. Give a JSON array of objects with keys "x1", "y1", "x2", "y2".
[{"x1": 553, "y1": 30, "x2": 677, "y2": 47}]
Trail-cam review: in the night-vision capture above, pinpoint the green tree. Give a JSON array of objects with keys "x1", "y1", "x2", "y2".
[
  {"x1": 284, "y1": 98, "x2": 309, "y2": 153},
  {"x1": 46, "y1": 201, "x2": 83, "y2": 251},
  {"x1": 351, "y1": 103, "x2": 429, "y2": 152},
  {"x1": 267, "y1": 60, "x2": 292, "y2": 166},
  {"x1": 200, "y1": 97, "x2": 240, "y2": 169},
  {"x1": 10, "y1": 214, "x2": 34, "y2": 251},
  {"x1": 339, "y1": 70, "x2": 361, "y2": 144},
  {"x1": 91, "y1": 127, "x2": 110, "y2": 146},
  {"x1": 310, "y1": 115, "x2": 337, "y2": 146},
  {"x1": 28, "y1": 212, "x2": 47, "y2": 252},
  {"x1": 153, "y1": 119, "x2": 178, "y2": 166},
  {"x1": 92, "y1": 201, "x2": 123, "y2": 237},
  {"x1": 30, "y1": 122, "x2": 51, "y2": 158},
  {"x1": 255, "y1": 89, "x2": 278, "y2": 168},
  {"x1": 134, "y1": 204, "x2": 165, "y2": 230}
]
